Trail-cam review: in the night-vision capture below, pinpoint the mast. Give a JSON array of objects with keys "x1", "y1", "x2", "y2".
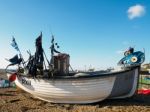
[{"x1": 50, "y1": 35, "x2": 60, "y2": 64}]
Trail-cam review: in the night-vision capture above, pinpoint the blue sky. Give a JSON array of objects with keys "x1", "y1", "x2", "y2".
[{"x1": 0, "y1": 0, "x2": 150, "y2": 70}]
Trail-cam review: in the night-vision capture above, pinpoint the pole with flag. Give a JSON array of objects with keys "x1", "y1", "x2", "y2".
[
  {"x1": 11, "y1": 37, "x2": 21, "y2": 51},
  {"x1": 11, "y1": 37, "x2": 25, "y2": 67}
]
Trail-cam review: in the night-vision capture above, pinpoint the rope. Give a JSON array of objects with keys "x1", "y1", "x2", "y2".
[
  {"x1": 69, "y1": 64, "x2": 74, "y2": 72},
  {"x1": 43, "y1": 50, "x2": 50, "y2": 65}
]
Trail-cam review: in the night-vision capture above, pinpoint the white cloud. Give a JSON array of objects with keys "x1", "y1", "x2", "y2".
[{"x1": 127, "y1": 4, "x2": 145, "y2": 20}]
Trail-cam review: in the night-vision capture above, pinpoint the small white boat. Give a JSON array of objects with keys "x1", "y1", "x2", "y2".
[
  {"x1": 7, "y1": 66, "x2": 139, "y2": 104},
  {"x1": 5, "y1": 33, "x2": 145, "y2": 104}
]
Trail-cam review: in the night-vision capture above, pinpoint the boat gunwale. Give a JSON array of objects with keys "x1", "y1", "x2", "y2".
[
  {"x1": 6, "y1": 66, "x2": 140, "y2": 80},
  {"x1": 51, "y1": 66, "x2": 139, "y2": 80}
]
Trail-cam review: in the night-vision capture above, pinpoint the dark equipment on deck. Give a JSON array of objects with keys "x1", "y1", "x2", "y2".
[
  {"x1": 26, "y1": 32, "x2": 45, "y2": 78},
  {"x1": 7, "y1": 33, "x2": 72, "y2": 78},
  {"x1": 53, "y1": 53, "x2": 70, "y2": 75},
  {"x1": 50, "y1": 35, "x2": 70, "y2": 76}
]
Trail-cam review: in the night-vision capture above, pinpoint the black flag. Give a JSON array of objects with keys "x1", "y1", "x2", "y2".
[
  {"x1": 7, "y1": 54, "x2": 22, "y2": 65},
  {"x1": 35, "y1": 32, "x2": 44, "y2": 65}
]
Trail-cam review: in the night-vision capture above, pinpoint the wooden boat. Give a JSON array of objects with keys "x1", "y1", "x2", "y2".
[
  {"x1": 6, "y1": 66, "x2": 140, "y2": 104},
  {"x1": 5, "y1": 34, "x2": 145, "y2": 104}
]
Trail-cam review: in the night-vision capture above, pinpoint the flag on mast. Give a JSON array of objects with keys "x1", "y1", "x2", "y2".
[
  {"x1": 11, "y1": 37, "x2": 19, "y2": 51},
  {"x1": 10, "y1": 37, "x2": 26, "y2": 67}
]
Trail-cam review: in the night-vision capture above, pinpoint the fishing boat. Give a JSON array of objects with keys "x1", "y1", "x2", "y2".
[{"x1": 6, "y1": 33, "x2": 145, "y2": 104}]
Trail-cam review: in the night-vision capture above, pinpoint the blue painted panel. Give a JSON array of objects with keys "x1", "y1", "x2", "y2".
[{"x1": 118, "y1": 51, "x2": 145, "y2": 67}]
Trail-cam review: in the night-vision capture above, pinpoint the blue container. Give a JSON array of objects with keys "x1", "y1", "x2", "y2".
[{"x1": 0, "y1": 80, "x2": 10, "y2": 88}]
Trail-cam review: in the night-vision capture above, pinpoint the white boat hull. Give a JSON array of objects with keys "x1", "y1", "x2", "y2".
[{"x1": 7, "y1": 67, "x2": 139, "y2": 104}]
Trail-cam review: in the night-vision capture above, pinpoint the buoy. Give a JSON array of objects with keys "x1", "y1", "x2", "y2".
[
  {"x1": 9, "y1": 73, "x2": 17, "y2": 82},
  {"x1": 138, "y1": 89, "x2": 150, "y2": 95},
  {"x1": 131, "y1": 56, "x2": 137, "y2": 63}
]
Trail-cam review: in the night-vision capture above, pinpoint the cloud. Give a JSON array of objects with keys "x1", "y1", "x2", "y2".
[{"x1": 127, "y1": 4, "x2": 145, "y2": 20}]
